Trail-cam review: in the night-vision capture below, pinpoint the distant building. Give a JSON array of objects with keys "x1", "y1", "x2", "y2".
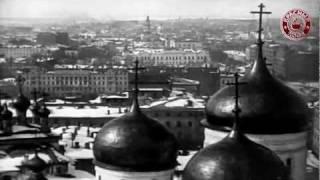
[
  {"x1": 21, "y1": 66, "x2": 128, "y2": 98},
  {"x1": 274, "y1": 48, "x2": 319, "y2": 81},
  {"x1": 175, "y1": 40, "x2": 203, "y2": 50},
  {"x1": 171, "y1": 77, "x2": 200, "y2": 95},
  {"x1": 0, "y1": 45, "x2": 46, "y2": 58},
  {"x1": 135, "y1": 49, "x2": 210, "y2": 67},
  {"x1": 130, "y1": 67, "x2": 220, "y2": 96},
  {"x1": 36, "y1": 32, "x2": 57, "y2": 45},
  {"x1": 142, "y1": 96, "x2": 205, "y2": 150},
  {"x1": 56, "y1": 32, "x2": 69, "y2": 45}
]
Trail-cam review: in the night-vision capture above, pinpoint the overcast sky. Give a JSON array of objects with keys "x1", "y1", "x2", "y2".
[{"x1": 0, "y1": 0, "x2": 318, "y2": 20}]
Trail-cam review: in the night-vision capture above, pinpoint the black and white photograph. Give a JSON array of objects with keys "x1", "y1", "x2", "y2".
[{"x1": 0, "y1": 0, "x2": 318, "y2": 180}]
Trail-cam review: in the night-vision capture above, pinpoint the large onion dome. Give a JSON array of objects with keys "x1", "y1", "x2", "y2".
[
  {"x1": 204, "y1": 41, "x2": 310, "y2": 134},
  {"x1": 93, "y1": 60, "x2": 178, "y2": 172},
  {"x1": 12, "y1": 94, "x2": 30, "y2": 113},
  {"x1": 182, "y1": 130, "x2": 289, "y2": 180},
  {"x1": 183, "y1": 72, "x2": 289, "y2": 180},
  {"x1": 93, "y1": 100, "x2": 178, "y2": 172}
]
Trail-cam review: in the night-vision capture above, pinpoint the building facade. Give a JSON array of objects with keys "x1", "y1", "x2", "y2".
[
  {"x1": 134, "y1": 50, "x2": 210, "y2": 67},
  {"x1": 175, "y1": 41, "x2": 203, "y2": 50},
  {"x1": 21, "y1": 67, "x2": 128, "y2": 97},
  {"x1": 0, "y1": 46, "x2": 46, "y2": 58},
  {"x1": 142, "y1": 97, "x2": 205, "y2": 150}
]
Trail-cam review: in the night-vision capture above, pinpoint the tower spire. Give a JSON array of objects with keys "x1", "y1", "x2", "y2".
[
  {"x1": 128, "y1": 58, "x2": 145, "y2": 113},
  {"x1": 250, "y1": 3, "x2": 272, "y2": 76}
]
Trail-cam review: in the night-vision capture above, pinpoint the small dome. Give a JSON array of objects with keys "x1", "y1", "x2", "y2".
[
  {"x1": 12, "y1": 94, "x2": 31, "y2": 113},
  {"x1": 93, "y1": 106, "x2": 178, "y2": 172},
  {"x1": 22, "y1": 153, "x2": 47, "y2": 172},
  {"x1": 30, "y1": 102, "x2": 40, "y2": 115},
  {"x1": 1, "y1": 104, "x2": 12, "y2": 119},
  {"x1": 183, "y1": 130, "x2": 289, "y2": 180},
  {"x1": 38, "y1": 105, "x2": 50, "y2": 118},
  {"x1": 205, "y1": 58, "x2": 310, "y2": 134}
]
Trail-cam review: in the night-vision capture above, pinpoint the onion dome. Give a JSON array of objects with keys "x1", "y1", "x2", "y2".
[
  {"x1": 204, "y1": 5, "x2": 309, "y2": 134},
  {"x1": 93, "y1": 60, "x2": 178, "y2": 172},
  {"x1": 38, "y1": 104, "x2": 50, "y2": 118},
  {"x1": 12, "y1": 75, "x2": 30, "y2": 113},
  {"x1": 12, "y1": 94, "x2": 31, "y2": 113},
  {"x1": 183, "y1": 72, "x2": 289, "y2": 180},
  {"x1": 182, "y1": 130, "x2": 289, "y2": 180},
  {"x1": 204, "y1": 59, "x2": 310, "y2": 134},
  {"x1": 21, "y1": 152, "x2": 47, "y2": 172},
  {"x1": 1, "y1": 104, "x2": 12, "y2": 119}
]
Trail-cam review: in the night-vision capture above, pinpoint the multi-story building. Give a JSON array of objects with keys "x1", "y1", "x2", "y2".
[
  {"x1": 0, "y1": 45, "x2": 46, "y2": 58},
  {"x1": 36, "y1": 32, "x2": 57, "y2": 45},
  {"x1": 56, "y1": 32, "x2": 69, "y2": 45},
  {"x1": 175, "y1": 41, "x2": 203, "y2": 50},
  {"x1": 135, "y1": 49, "x2": 210, "y2": 67},
  {"x1": 142, "y1": 96, "x2": 205, "y2": 150},
  {"x1": 21, "y1": 66, "x2": 128, "y2": 97},
  {"x1": 274, "y1": 48, "x2": 319, "y2": 81}
]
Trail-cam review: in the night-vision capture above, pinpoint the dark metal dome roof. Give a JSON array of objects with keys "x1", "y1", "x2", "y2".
[
  {"x1": 182, "y1": 130, "x2": 289, "y2": 180},
  {"x1": 93, "y1": 59, "x2": 178, "y2": 172},
  {"x1": 22, "y1": 153, "x2": 47, "y2": 172},
  {"x1": 12, "y1": 94, "x2": 31, "y2": 113},
  {"x1": 205, "y1": 3, "x2": 310, "y2": 135},
  {"x1": 38, "y1": 104, "x2": 50, "y2": 118},
  {"x1": 204, "y1": 56, "x2": 310, "y2": 134},
  {"x1": 93, "y1": 108, "x2": 178, "y2": 172}
]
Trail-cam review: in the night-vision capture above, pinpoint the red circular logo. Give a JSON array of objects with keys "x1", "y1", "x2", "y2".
[{"x1": 280, "y1": 9, "x2": 311, "y2": 41}]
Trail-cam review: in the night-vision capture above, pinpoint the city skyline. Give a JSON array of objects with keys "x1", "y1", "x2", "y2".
[{"x1": 0, "y1": 0, "x2": 318, "y2": 21}]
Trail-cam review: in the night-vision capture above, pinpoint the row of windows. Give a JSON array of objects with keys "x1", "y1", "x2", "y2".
[
  {"x1": 27, "y1": 76, "x2": 127, "y2": 81},
  {"x1": 26, "y1": 80, "x2": 128, "y2": 86},
  {"x1": 26, "y1": 86, "x2": 128, "y2": 92},
  {"x1": 138, "y1": 55, "x2": 207, "y2": 61}
]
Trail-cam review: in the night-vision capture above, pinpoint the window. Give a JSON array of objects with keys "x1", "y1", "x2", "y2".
[{"x1": 188, "y1": 121, "x2": 192, "y2": 127}]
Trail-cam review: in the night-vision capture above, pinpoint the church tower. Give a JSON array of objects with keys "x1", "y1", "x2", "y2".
[{"x1": 146, "y1": 16, "x2": 151, "y2": 34}]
